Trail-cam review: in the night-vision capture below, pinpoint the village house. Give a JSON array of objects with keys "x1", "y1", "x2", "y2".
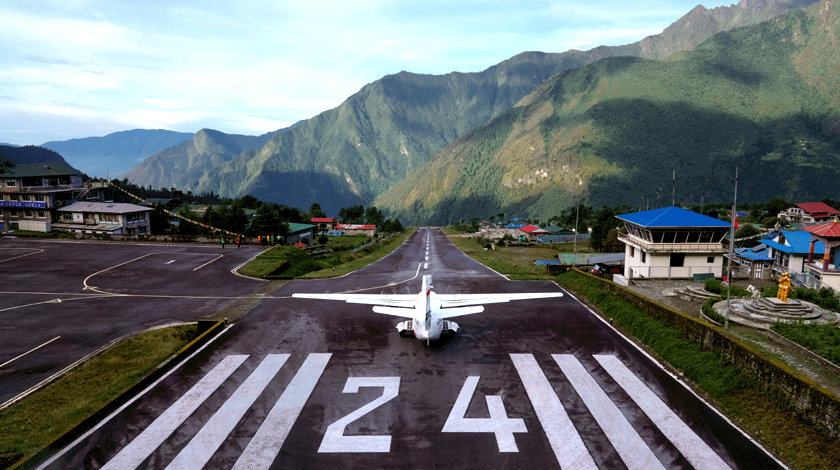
[
  {"x1": 802, "y1": 219, "x2": 840, "y2": 291},
  {"x1": 777, "y1": 202, "x2": 839, "y2": 225},
  {"x1": 55, "y1": 201, "x2": 152, "y2": 235}
]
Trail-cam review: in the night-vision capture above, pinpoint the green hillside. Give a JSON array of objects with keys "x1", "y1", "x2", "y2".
[
  {"x1": 376, "y1": 0, "x2": 840, "y2": 224},
  {"x1": 123, "y1": 1, "x2": 815, "y2": 214}
]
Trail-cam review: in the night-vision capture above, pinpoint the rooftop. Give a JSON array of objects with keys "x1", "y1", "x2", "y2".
[
  {"x1": 58, "y1": 201, "x2": 151, "y2": 214},
  {"x1": 805, "y1": 220, "x2": 840, "y2": 239},
  {"x1": 616, "y1": 206, "x2": 730, "y2": 228},
  {"x1": 794, "y1": 202, "x2": 839, "y2": 216}
]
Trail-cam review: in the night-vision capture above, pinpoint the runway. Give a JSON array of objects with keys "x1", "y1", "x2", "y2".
[{"x1": 16, "y1": 229, "x2": 785, "y2": 469}]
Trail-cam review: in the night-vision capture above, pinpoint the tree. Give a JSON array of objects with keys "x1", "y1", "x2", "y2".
[
  {"x1": 309, "y1": 202, "x2": 326, "y2": 219},
  {"x1": 764, "y1": 197, "x2": 791, "y2": 217},
  {"x1": 365, "y1": 206, "x2": 384, "y2": 226},
  {"x1": 339, "y1": 205, "x2": 365, "y2": 223},
  {"x1": 590, "y1": 206, "x2": 617, "y2": 252}
]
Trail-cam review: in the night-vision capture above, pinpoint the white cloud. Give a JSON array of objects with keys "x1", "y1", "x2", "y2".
[{"x1": 0, "y1": 0, "x2": 744, "y2": 144}]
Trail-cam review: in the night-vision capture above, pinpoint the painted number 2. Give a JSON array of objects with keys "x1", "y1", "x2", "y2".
[
  {"x1": 319, "y1": 377, "x2": 401, "y2": 453},
  {"x1": 442, "y1": 376, "x2": 527, "y2": 452}
]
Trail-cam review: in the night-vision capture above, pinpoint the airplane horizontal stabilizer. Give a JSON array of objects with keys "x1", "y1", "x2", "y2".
[
  {"x1": 435, "y1": 306, "x2": 485, "y2": 318},
  {"x1": 372, "y1": 306, "x2": 420, "y2": 318}
]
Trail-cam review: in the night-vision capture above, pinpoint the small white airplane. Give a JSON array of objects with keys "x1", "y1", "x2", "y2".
[{"x1": 293, "y1": 275, "x2": 563, "y2": 344}]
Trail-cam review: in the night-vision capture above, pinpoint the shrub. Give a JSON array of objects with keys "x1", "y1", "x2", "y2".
[
  {"x1": 702, "y1": 297, "x2": 726, "y2": 324},
  {"x1": 705, "y1": 278, "x2": 722, "y2": 294}
]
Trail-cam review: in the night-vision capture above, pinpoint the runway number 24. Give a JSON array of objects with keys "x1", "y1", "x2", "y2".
[{"x1": 317, "y1": 375, "x2": 525, "y2": 453}]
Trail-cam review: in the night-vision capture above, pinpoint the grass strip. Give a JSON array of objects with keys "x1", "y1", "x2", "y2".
[
  {"x1": 556, "y1": 271, "x2": 840, "y2": 470},
  {"x1": 239, "y1": 229, "x2": 417, "y2": 280},
  {"x1": 298, "y1": 228, "x2": 417, "y2": 279},
  {"x1": 443, "y1": 229, "x2": 559, "y2": 280},
  {"x1": 0, "y1": 324, "x2": 197, "y2": 470},
  {"x1": 771, "y1": 322, "x2": 840, "y2": 368}
]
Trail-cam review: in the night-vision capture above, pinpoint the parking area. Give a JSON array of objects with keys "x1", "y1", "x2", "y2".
[{"x1": 0, "y1": 238, "x2": 267, "y2": 407}]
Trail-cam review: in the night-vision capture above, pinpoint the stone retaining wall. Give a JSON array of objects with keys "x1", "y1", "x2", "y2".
[{"x1": 577, "y1": 270, "x2": 840, "y2": 438}]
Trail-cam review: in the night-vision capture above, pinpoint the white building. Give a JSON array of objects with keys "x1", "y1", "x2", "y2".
[
  {"x1": 55, "y1": 201, "x2": 152, "y2": 235},
  {"x1": 617, "y1": 206, "x2": 731, "y2": 279}
]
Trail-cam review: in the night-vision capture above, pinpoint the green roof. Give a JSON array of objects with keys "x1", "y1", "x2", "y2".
[
  {"x1": 288, "y1": 223, "x2": 316, "y2": 233},
  {"x1": 0, "y1": 161, "x2": 81, "y2": 178}
]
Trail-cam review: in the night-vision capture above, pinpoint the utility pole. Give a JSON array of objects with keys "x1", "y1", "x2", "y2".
[
  {"x1": 724, "y1": 166, "x2": 738, "y2": 329},
  {"x1": 573, "y1": 200, "x2": 580, "y2": 269}
]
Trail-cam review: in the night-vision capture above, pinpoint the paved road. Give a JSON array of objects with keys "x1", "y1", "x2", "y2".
[
  {"x1": 0, "y1": 238, "x2": 266, "y2": 406},
  {"x1": 28, "y1": 229, "x2": 784, "y2": 469}
]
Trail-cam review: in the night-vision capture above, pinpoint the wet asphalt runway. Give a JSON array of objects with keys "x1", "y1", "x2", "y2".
[{"x1": 14, "y1": 229, "x2": 785, "y2": 469}]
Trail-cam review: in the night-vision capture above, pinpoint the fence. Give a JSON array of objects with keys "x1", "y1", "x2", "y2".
[{"x1": 626, "y1": 265, "x2": 724, "y2": 279}]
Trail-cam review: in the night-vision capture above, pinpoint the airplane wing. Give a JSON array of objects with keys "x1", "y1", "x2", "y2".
[
  {"x1": 436, "y1": 292, "x2": 563, "y2": 308},
  {"x1": 292, "y1": 293, "x2": 416, "y2": 308}
]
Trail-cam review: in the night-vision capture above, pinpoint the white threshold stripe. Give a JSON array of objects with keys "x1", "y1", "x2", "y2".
[
  {"x1": 552, "y1": 355, "x2": 665, "y2": 470},
  {"x1": 510, "y1": 354, "x2": 596, "y2": 470},
  {"x1": 164, "y1": 354, "x2": 290, "y2": 470},
  {"x1": 594, "y1": 355, "x2": 732, "y2": 470},
  {"x1": 101, "y1": 355, "x2": 248, "y2": 470},
  {"x1": 232, "y1": 353, "x2": 331, "y2": 470}
]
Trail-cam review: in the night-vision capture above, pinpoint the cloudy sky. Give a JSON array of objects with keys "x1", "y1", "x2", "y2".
[{"x1": 0, "y1": 0, "x2": 737, "y2": 145}]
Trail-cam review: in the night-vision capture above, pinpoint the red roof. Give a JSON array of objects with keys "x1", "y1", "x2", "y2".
[
  {"x1": 794, "y1": 202, "x2": 839, "y2": 216},
  {"x1": 520, "y1": 224, "x2": 550, "y2": 234},
  {"x1": 805, "y1": 220, "x2": 840, "y2": 238},
  {"x1": 335, "y1": 224, "x2": 376, "y2": 230},
  {"x1": 310, "y1": 217, "x2": 337, "y2": 223}
]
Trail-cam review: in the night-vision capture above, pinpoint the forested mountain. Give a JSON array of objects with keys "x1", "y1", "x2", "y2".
[
  {"x1": 375, "y1": 0, "x2": 840, "y2": 224},
  {"x1": 0, "y1": 145, "x2": 78, "y2": 166},
  {"x1": 122, "y1": 128, "x2": 279, "y2": 191},
  {"x1": 123, "y1": 0, "x2": 815, "y2": 215},
  {"x1": 40, "y1": 129, "x2": 193, "y2": 178}
]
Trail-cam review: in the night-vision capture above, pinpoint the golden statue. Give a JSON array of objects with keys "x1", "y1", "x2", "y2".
[{"x1": 777, "y1": 272, "x2": 791, "y2": 303}]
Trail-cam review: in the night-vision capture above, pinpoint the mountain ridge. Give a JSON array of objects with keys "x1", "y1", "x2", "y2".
[
  {"x1": 123, "y1": 0, "x2": 819, "y2": 214},
  {"x1": 40, "y1": 129, "x2": 194, "y2": 178},
  {"x1": 375, "y1": 0, "x2": 840, "y2": 224}
]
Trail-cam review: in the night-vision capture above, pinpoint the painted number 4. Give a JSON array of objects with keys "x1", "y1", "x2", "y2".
[{"x1": 442, "y1": 376, "x2": 527, "y2": 452}]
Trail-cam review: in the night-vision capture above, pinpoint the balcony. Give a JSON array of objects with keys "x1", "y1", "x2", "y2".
[{"x1": 618, "y1": 233, "x2": 725, "y2": 253}]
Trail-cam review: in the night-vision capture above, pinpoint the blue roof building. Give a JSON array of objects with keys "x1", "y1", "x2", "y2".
[
  {"x1": 762, "y1": 231, "x2": 826, "y2": 281},
  {"x1": 616, "y1": 206, "x2": 730, "y2": 279}
]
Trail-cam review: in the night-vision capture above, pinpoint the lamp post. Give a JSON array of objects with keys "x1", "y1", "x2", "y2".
[{"x1": 724, "y1": 166, "x2": 738, "y2": 329}]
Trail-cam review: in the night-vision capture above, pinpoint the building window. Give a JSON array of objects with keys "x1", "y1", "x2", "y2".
[
  {"x1": 641, "y1": 251, "x2": 647, "y2": 263},
  {"x1": 34, "y1": 195, "x2": 45, "y2": 202},
  {"x1": 707, "y1": 256, "x2": 715, "y2": 263},
  {"x1": 24, "y1": 210, "x2": 32, "y2": 218},
  {"x1": 9, "y1": 209, "x2": 17, "y2": 217},
  {"x1": 6, "y1": 180, "x2": 16, "y2": 187},
  {"x1": 37, "y1": 210, "x2": 45, "y2": 218},
  {"x1": 630, "y1": 246, "x2": 635, "y2": 257},
  {"x1": 670, "y1": 253, "x2": 685, "y2": 267}
]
